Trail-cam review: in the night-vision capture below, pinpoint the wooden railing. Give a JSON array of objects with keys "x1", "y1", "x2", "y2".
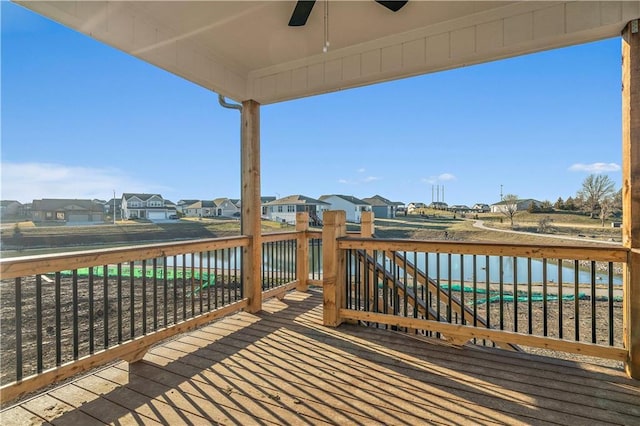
[
  {"x1": 322, "y1": 210, "x2": 630, "y2": 364},
  {"x1": 1, "y1": 210, "x2": 633, "y2": 403},
  {"x1": 0, "y1": 231, "x2": 305, "y2": 405}
]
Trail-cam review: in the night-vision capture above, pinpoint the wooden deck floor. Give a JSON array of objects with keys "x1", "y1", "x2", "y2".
[{"x1": 2, "y1": 289, "x2": 639, "y2": 425}]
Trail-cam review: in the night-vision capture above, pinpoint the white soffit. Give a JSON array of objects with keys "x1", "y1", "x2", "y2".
[{"x1": 15, "y1": 1, "x2": 640, "y2": 104}]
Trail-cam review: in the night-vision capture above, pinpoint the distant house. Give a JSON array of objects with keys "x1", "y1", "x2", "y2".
[
  {"x1": 259, "y1": 196, "x2": 276, "y2": 217},
  {"x1": 176, "y1": 200, "x2": 199, "y2": 214},
  {"x1": 490, "y1": 199, "x2": 542, "y2": 213},
  {"x1": 472, "y1": 203, "x2": 490, "y2": 213},
  {"x1": 0, "y1": 200, "x2": 23, "y2": 218},
  {"x1": 31, "y1": 199, "x2": 105, "y2": 223},
  {"x1": 121, "y1": 193, "x2": 170, "y2": 220},
  {"x1": 183, "y1": 200, "x2": 217, "y2": 218},
  {"x1": 319, "y1": 195, "x2": 371, "y2": 223},
  {"x1": 262, "y1": 195, "x2": 330, "y2": 225},
  {"x1": 408, "y1": 202, "x2": 428, "y2": 213},
  {"x1": 449, "y1": 204, "x2": 471, "y2": 213},
  {"x1": 105, "y1": 198, "x2": 122, "y2": 220},
  {"x1": 213, "y1": 198, "x2": 240, "y2": 217},
  {"x1": 428, "y1": 202, "x2": 448, "y2": 210},
  {"x1": 362, "y1": 195, "x2": 402, "y2": 219}
]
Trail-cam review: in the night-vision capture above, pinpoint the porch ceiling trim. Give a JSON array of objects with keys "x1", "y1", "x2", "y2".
[{"x1": 15, "y1": 1, "x2": 640, "y2": 104}]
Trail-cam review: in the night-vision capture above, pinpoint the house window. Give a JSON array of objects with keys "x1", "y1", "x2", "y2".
[
  {"x1": 287, "y1": 205, "x2": 295, "y2": 212},
  {"x1": 278, "y1": 206, "x2": 283, "y2": 213},
  {"x1": 45, "y1": 212, "x2": 53, "y2": 219},
  {"x1": 56, "y1": 212, "x2": 64, "y2": 220}
]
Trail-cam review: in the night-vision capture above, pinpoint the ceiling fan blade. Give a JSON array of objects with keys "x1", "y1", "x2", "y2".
[
  {"x1": 288, "y1": 0, "x2": 316, "y2": 27},
  {"x1": 375, "y1": 1, "x2": 408, "y2": 12}
]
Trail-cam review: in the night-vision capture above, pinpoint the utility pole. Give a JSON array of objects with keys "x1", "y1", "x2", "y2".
[
  {"x1": 500, "y1": 184, "x2": 503, "y2": 201},
  {"x1": 113, "y1": 190, "x2": 116, "y2": 224}
]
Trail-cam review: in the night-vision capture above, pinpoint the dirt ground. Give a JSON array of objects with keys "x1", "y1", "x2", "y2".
[{"x1": 0, "y1": 274, "x2": 243, "y2": 386}]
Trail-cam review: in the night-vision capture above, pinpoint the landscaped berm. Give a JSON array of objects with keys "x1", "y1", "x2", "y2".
[{"x1": 1, "y1": 289, "x2": 639, "y2": 425}]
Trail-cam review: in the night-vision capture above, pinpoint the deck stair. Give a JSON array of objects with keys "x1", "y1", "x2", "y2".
[{"x1": 353, "y1": 248, "x2": 520, "y2": 351}]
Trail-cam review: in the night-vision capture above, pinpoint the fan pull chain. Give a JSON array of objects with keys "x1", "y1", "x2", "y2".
[{"x1": 323, "y1": 0, "x2": 330, "y2": 52}]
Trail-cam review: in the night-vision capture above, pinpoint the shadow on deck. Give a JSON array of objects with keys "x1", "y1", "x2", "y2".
[{"x1": 2, "y1": 290, "x2": 639, "y2": 425}]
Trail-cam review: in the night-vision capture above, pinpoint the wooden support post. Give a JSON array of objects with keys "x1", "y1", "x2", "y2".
[
  {"x1": 622, "y1": 20, "x2": 640, "y2": 379},
  {"x1": 241, "y1": 100, "x2": 262, "y2": 313},
  {"x1": 323, "y1": 210, "x2": 346, "y2": 327},
  {"x1": 360, "y1": 211, "x2": 374, "y2": 238},
  {"x1": 296, "y1": 212, "x2": 309, "y2": 292}
]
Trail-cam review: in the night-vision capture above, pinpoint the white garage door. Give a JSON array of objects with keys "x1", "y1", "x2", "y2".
[{"x1": 148, "y1": 211, "x2": 166, "y2": 220}]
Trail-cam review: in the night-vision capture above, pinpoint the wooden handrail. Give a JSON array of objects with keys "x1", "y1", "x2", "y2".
[
  {"x1": 340, "y1": 237, "x2": 628, "y2": 262},
  {"x1": 0, "y1": 236, "x2": 251, "y2": 279}
]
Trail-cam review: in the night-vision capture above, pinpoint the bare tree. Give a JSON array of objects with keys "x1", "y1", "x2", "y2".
[
  {"x1": 500, "y1": 194, "x2": 519, "y2": 227},
  {"x1": 537, "y1": 216, "x2": 553, "y2": 233},
  {"x1": 577, "y1": 174, "x2": 616, "y2": 219},
  {"x1": 599, "y1": 196, "x2": 615, "y2": 227}
]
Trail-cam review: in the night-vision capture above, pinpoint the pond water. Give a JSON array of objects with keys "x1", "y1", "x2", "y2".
[{"x1": 161, "y1": 246, "x2": 622, "y2": 285}]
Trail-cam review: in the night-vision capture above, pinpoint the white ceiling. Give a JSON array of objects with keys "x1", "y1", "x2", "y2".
[{"x1": 16, "y1": 1, "x2": 640, "y2": 104}]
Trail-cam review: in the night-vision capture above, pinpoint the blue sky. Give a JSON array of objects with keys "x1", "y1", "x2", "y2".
[{"x1": 1, "y1": 1, "x2": 623, "y2": 207}]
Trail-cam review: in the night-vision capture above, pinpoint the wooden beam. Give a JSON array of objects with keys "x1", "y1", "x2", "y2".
[
  {"x1": 262, "y1": 280, "x2": 299, "y2": 301},
  {"x1": 296, "y1": 212, "x2": 309, "y2": 292},
  {"x1": 622, "y1": 20, "x2": 640, "y2": 379},
  {"x1": 241, "y1": 100, "x2": 262, "y2": 313},
  {"x1": 323, "y1": 211, "x2": 346, "y2": 327},
  {"x1": 340, "y1": 309, "x2": 628, "y2": 361}
]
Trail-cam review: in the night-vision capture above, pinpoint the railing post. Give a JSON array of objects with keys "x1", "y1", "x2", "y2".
[
  {"x1": 296, "y1": 212, "x2": 309, "y2": 292},
  {"x1": 323, "y1": 210, "x2": 346, "y2": 327},
  {"x1": 241, "y1": 99, "x2": 262, "y2": 313},
  {"x1": 360, "y1": 211, "x2": 375, "y2": 312},
  {"x1": 622, "y1": 20, "x2": 640, "y2": 379},
  {"x1": 360, "y1": 211, "x2": 374, "y2": 238}
]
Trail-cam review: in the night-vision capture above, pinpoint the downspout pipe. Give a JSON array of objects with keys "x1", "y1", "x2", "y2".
[
  {"x1": 218, "y1": 94, "x2": 242, "y2": 112},
  {"x1": 217, "y1": 94, "x2": 244, "y2": 233}
]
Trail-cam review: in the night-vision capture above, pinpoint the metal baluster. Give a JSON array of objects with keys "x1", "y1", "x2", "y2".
[
  {"x1": 56, "y1": 272, "x2": 62, "y2": 363},
  {"x1": 36, "y1": 274, "x2": 44, "y2": 372},
  {"x1": 103, "y1": 266, "x2": 109, "y2": 349},
  {"x1": 72, "y1": 269, "x2": 79, "y2": 360},
  {"x1": 130, "y1": 261, "x2": 135, "y2": 339},
  {"x1": 558, "y1": 259, "x2": 563, "y2": 339},
  {"x1": 15, "y1": 277, "x2": 22, "y2": 380}
]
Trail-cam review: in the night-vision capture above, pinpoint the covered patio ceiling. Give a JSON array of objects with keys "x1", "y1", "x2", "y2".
[{"x1": 15, "y1": 1, "x2": 640, "y2": 105}]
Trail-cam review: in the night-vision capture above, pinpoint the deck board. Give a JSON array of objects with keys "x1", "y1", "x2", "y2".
[{"x1": 2, "y1": 289, "x2": 639, "y2": 425}]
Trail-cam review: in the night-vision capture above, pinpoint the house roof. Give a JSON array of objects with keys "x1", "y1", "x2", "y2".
[
  {"x1": 319, "y1": 194, "x2": 370, "y2": 205},
  {"x1": 263, "y1": 195, "x2": 330, "y2": 206},
  {"x1": 177, "y1": 199, "x2": 200, "y2": 206},
  {"x1": 32, "y1": 199, "x2": 104, "y2": 211},
  {"x1": 213, "y1": 197, "x2": 238, "y2": 207},
  {"x1": 18, "y1": 2, "x2": 638, "y2": 105},
  {"x1": 363, "y1": 195, "x2": 404, "y2": 207},
  {"x1": 0, "y1": 200, "x2": 22, "y2": 207},
  {"x1": 491, "y1": 198, "x2": 541, "y2": 206},
  {"x1": 122, "y1": 193, "x2": 164, "y2": 201},
  {"x1": 187, "y1": 200, "x2": 216, "y2": 209}
]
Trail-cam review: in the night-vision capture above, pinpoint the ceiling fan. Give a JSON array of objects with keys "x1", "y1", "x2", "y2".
[{"x1": 288, "y1": 1, "x2": 408, "y2": 27}]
